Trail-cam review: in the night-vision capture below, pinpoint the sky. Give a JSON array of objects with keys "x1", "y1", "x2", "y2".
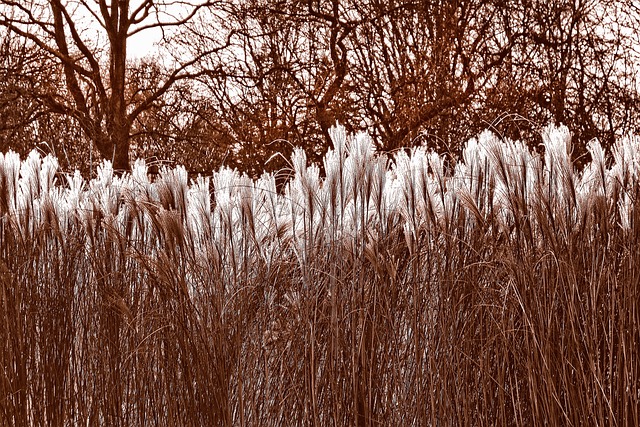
[
  {"x1": 128, "y1": 27, "x2": 164, "y2": 59},
  {"x1": 48, "y1": 1, "x2": 201, "y2": 60},
  {"x1": 125, "y1": 1, "x2": 200, "y2": 59}
]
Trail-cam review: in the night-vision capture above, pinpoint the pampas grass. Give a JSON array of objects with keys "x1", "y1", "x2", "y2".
[{"x1": 1, "y1": 124, "x2": 639, "y2": 426}]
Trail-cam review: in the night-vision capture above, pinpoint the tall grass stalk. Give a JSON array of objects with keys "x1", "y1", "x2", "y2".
[{"x1": 1, "y1": 124, "x2": 638, "y2": 426}]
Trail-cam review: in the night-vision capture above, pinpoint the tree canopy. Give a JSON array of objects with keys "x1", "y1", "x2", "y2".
[{"x1": 1, "y1": 0, "x2": 639, "y2": 176}]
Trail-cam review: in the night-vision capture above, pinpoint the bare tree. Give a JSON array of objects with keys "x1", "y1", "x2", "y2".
[
  {"x1": 441, "y1": 0, "x2": 640, "y2": 160},
  {"x1": 0, "y1": 0, "x2": 231, "y2": 171},
  {"x1": 343, "y1": 0, "x2": 524, "y2": 153},
  {"x1": 174, "y1": 0, "x2": 354, "y2": 175},
  {"x1": 185, "y1": 0, "x2": 528, "y2": 166},
  {"x1": 4, "y1": 0, "x2": 638, "y2": 176},
  {"x1": 1, "y1": 27, "x2": 50, "y2": 150},
  {"x1": 177, "y1": 0, "x2": 640, "y2": 174}
]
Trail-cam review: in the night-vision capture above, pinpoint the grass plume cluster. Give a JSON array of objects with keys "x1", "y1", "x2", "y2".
[{"x1": 1, "y1": 125, "x2": 639, "y2": 426}]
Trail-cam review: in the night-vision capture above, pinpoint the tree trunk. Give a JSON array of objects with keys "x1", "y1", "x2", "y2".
[
  {"x1": 104, "y1": 0, "x2": 130, "y2": 173},
  {"x1": 93, "y1": 124, "x2": 131, "y2": 173},
  {"x1": 110, "y1": 126, "x2": 131, "y2": 172}
]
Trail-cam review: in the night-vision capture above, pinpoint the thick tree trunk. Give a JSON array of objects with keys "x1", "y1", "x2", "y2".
[
  {"x1": 109, "y1": 8, "x2": 130, "y2": 173},
  {"x1": 93, "y1": 124, "x2": 131, "y2": 173},
  {"x1": 110, "y1": 127, "x2": 131, "y2": 172}
]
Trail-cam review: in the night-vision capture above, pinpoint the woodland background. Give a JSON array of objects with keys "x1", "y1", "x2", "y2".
[{"x1": 1, "y1": 0, "x2": 640, "y2": 177}]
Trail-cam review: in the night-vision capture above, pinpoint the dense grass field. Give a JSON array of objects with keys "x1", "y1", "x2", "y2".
[{"x1": 1, "y1": 125, "x2": 639, "y2": 426}]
